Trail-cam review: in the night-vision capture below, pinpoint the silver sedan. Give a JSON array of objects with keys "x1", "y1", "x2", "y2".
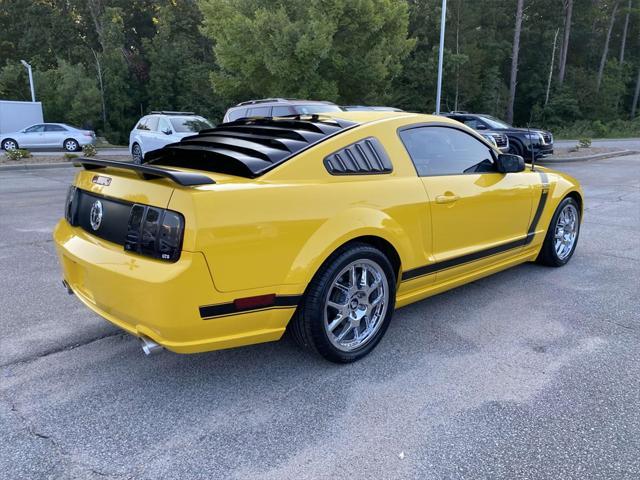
[{"x1": 0, "y1": 123, "x2": 96, "y2": 152}]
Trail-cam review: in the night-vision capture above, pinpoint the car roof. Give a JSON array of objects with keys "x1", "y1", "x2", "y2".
[{"x1": 231, "y1": 99, "x2": 337, "y2": 108}]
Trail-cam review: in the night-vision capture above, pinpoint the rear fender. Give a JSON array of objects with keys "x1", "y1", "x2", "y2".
[{"x1": 283, "y1": 207, "x2": 414, "y2": 287}]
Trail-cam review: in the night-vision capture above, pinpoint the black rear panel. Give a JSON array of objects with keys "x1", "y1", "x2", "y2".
[
  {"x1": 72, "y1": 189, "x2": 132, "y2": 246},
  {"x1": 145, "y1": 116, "x2": 357, "y2": 178}
]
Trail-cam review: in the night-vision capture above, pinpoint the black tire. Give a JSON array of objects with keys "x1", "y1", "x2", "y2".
[
  {"x1": 131, "y1": 143, "x2": 143, "y2": 164},
  {"x1": 290, "y1": 242, "x2": 396, "y2": 363},
  {"x1": 537, "y1": 196, "x2": 581, "y2": 267},
  {"x1": 509, "y1": 139, "x2": 523, "y2": 157},
  {"x1": 1, "y1": 138, "x2": 18, "y2": 150},
  {"x1": 64, "y1": 138, "x2": 79, "y2": 152}
]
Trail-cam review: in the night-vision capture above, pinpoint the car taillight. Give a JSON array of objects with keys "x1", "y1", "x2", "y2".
[
  {"x1": 65, "y1": 186, "x2": 77, "y2": 224},
  {"x1": 124, "y1": 204, "x2": 184, "y2": 262}
]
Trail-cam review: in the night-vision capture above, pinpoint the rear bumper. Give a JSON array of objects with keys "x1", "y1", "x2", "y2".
[
  {"x1": 53, "y1": 220, "x2": 296, "y2": 353},
  {"x1": 78, "y1": 137, "x2": 96, "y2": 146}
]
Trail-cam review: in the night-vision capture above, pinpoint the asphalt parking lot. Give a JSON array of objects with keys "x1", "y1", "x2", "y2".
[{"x1": 1, "y1": 156, "x2": 639, "y2": 480}]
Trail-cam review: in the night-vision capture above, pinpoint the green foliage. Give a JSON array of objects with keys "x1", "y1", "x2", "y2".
[
  {"x1": 36, "y1": 61, "x2": 102, "y2": 129},
  {"x1": 4, "y1": 148, "x2": 31, "y2": 161},
  {"x1": 81, "y1": 144, "x2": 98, "y2": 157},
  {"x1": 64, "y1": 153, "x2": 79, "y2": 160},
  {"x1": 200, "y1": 0, "x2": 414, "y2": 104},
  {"x1": 0, "y1": 0, "x2": 639, "y2": 140},
  {"x1": 144, "y1": 1, "x2": 224, "y2": 121},
  {"x1": 578, "y1": 138, "x2": 592, "y2": 149}
]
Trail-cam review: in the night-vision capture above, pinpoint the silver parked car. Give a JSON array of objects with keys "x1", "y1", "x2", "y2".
[{"x1": 0, "y1": 123, "x2": 96, "y2": 151}]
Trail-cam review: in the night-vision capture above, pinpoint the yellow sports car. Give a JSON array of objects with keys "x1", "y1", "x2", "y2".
[{"x1": 54, "y1": 111, "x2": 583, "y2": 363}]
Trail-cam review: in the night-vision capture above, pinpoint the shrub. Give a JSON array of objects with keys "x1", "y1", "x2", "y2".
[
  {"x1": 82, "y1": 144, "x2": 97, "y2": 157},
  {"x1": 578, "y1": 138, "x2": 592, "y2": 149},
  {"x1": 63, "y1": 153, "x2": 79, "y2": 160},
  {"x1": 4, "y1": 148, "x2": 31, "y2": 161}
]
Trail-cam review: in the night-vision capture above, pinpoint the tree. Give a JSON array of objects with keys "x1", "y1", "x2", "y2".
[
  {"x1": 558, "y1": 0, "x2": 573, "y2": 84},
  {"x1": 506, "y1": 0, "x2": 525, "y2": 124},
  {"x1": 144, "y1": 1, "x2": 224, "y2": 120},
  {"x1": 36, "y1": 61, "x2": 102, "y2": 128},
  {"x1": 619, "y1": 0, "x2": 632, "y2": 64},
  {"x1": 596, "y1": 1, "x2": 620, "y2": 92},
  {"x1": 199, "y1": 0, "x2": 414, "y2": 104}
]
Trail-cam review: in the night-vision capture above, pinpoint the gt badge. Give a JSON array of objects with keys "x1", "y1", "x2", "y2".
[
  {"x1": 92, "y1": 175, "x2": 112, "y2": 186},
  {"x1": 89, "y1": 200, "x2": 103, "y2": 231}
]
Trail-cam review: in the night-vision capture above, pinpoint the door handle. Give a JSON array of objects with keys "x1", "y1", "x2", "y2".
[{"x1": 435, "y1": 193, "x2": 460, "y2": 204}]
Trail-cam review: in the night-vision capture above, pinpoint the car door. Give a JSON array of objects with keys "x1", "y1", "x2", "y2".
[
  {"x1": 44, "y1": 124, "x2": 68, "y2": 147},
  {"x1": 155, "y1": 117, "x2": 175, "y2": 149},
  {"x1": 399, "y1": 125, "x2": 536, "y2": 282},
  {"x1": 141, "y1": 115, "x2": 161, "y2": 153},
  {"x1": 20, "y1": 124, "x2": 47, "y2": 147}
]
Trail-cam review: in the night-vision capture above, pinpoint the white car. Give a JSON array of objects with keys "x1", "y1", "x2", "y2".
[
  {"x1": 1, "y1": 123, "x2": 96, "y2": 151},
  {"x1": 129, "y1": 111, "x2": 213, "y2": 163}
]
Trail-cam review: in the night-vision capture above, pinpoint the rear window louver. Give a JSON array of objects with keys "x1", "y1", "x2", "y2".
[
  {"x1": 324, "y1": 137, "x2": 393, "y2": 175},
  {"x1": 145, "y1": 116, "x2": 357, "y2": 178}
]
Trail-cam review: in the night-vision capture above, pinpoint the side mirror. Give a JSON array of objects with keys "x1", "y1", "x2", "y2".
[
  {"x1": 162, "y1": 129, "x2": 172, "y2": 135},
  {"x1": 496, "y1": 153, "x2": 525, "y2": 173}
]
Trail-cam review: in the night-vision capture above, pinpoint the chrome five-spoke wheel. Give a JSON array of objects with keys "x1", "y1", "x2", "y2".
[
  {"x1": 324, "y1": 259, "x2": 389, "y2": 352},
  {"x1": 554, "y1": 203, "x2": 578, "y2": 260}
]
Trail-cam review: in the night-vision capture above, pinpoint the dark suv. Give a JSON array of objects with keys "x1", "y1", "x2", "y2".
[
  {"x1": 223, "y1": 99, "x2": 341, "y2": 123},
  {"x1": 443, "y1": 113, "x2": 553, "y2": 160}
]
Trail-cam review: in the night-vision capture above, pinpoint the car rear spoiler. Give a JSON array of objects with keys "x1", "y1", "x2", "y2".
[{"x1": 74, "y1": 158, "x2": 215, "y2": 186}]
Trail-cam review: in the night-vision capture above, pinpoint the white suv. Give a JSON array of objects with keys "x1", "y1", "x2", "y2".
[{"x1": 129, "y1": 111, "x2": 213, "y2": 163}]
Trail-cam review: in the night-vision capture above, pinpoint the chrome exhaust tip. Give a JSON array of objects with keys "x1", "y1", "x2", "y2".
[{"x1": 140, "y1": 336, "x2": 164, "y2": 356}]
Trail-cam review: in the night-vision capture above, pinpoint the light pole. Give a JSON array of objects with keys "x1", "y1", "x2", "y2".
[
  {"x1": 20, "y1": 60, "x2": 36, "y2": 102},
  {"x1": 435, "y1": 0, "x2": 447, "y2": 115}
]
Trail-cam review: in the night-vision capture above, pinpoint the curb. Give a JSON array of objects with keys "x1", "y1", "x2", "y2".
[
  {"x1": 0, "y1": 162, "x2": 76, "y2": 171},
  {"x1": 538, "y1": 150, "x2": 638, "y2": 164}
]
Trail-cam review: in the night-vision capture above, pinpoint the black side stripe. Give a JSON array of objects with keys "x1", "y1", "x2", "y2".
[
  {"x1": 199, "y1": 295, "x2": 301, "y2": 320},
  {"x1": 401, "y1": 172, "x2": 550, "y2": 282}
]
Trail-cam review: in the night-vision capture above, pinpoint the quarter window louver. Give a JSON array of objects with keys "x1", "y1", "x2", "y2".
[{"x1": 324, "y1": 137, "x2": 393, "y2": 175}]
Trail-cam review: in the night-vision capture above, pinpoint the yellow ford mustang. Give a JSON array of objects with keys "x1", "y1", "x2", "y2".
[{"x1": 54, "y1": 111, "x2": 583, "y2": 363}]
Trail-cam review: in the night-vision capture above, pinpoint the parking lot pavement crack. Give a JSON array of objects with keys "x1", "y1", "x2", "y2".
[{"x1": 0, "y1": 331, "x2": 126, "y2": 368}]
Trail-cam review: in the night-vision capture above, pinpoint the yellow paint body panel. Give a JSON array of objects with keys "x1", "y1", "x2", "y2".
[{"x1": 53, "y1": 112, "x2": 583, "y2": 353}]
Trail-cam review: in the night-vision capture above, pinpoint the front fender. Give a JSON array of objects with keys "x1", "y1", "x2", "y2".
[{"x1": 283, "y1": 207, "x2": 416, "y2": 286}]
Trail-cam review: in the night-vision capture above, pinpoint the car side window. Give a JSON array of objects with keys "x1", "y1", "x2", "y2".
[
  {"x1": 136, "y1": 117, "x2": 149, "y2": 130},
  {"x1": 146, "y1": 116, "x2": 160, "y2": 132},
  {"x1": 273, "y1": 106, "x2": 295, "y2": 116},
  {"x1": 45, "y1": 125, "x2": 67, "y2": 132},
  {"x1": 246, "y1": 106, "x2": 271, "y2": 117},
  {"x1": 461, "y1": 117, "x2": 482, "y2": 129},
  {"x1": 227, "y1": 109, "x2": 246, "y2": 121},
  {"x1": 158, "y1": 117, "x2": 172, "y2": 133},
  {"x1": 399, "y1": 126, "x2": 496, "y2": 176},
  {"x1": 24, "y1": 124, "x2": 45, "y2": 133}
]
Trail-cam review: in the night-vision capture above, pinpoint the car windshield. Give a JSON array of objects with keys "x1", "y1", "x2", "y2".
[
  {"x1": 479, "y1": 115, "x2": 512, "y2": 129},
  {"x1": 293, "y1": 105, "x2": 341, "y2": 115},
  {"x1": 169, "y1": 116, "x2": 213, "y2": 133}
]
